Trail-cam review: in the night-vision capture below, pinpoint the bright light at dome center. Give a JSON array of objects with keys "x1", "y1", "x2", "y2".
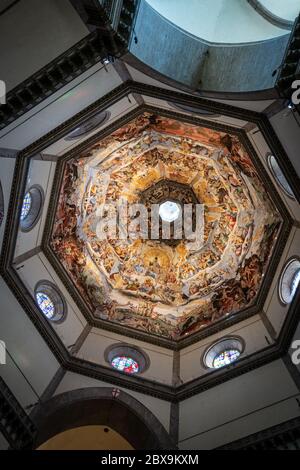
[{"x1": 159, "y1": 200, "x2": 181, "y2": 222}]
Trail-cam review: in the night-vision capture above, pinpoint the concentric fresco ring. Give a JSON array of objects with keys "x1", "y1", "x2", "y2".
[{"x1": 51, "y1": 113, "x2": 282, "y2": 340}]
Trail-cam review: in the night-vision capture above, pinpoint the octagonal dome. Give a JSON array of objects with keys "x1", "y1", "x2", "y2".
[{"x1": 50, "y1": 112, "x2": 282, "y2": 341}]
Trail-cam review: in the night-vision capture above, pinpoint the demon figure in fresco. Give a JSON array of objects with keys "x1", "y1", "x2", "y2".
[{"x1": 51, "y1": 113, "x2": 281, "y2": 340}]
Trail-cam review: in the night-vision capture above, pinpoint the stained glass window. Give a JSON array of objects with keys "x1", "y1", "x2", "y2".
[
  {"x1": 213, "y1": 349, "x2": 240, "y2": 369},
  {"x1": 36, "y1": 292, "x2": 55, "y2": 319},
  {"x1": 111, "y1": 356, "x2": 139, "y2": 374},
  {"x1": 279, "y1": 259, "x2": 300, "y2": 304},
  {"x1": 21, "y1": 192, "x2": 32, "y2": 221},
  {"x1": 268, "y1": 155, "x2": 294, "y2": 198},
  {"x1": 290, "y1": 269, "x2": 300, "y2": 299}
]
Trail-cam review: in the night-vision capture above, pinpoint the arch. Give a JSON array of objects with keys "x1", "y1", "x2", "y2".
[{"x1": 32, "y1": 387, "x2": 175, "y2": 450}]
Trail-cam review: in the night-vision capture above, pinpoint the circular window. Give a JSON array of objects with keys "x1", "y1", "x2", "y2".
[
  {"x1": 213, "y1": 349, "x2": 241, "y2": 369},
  {"x1": 203, "y1": 337, "x2": 244, "y2": 369},
  {"x1": 105, "y1": 344, "x2": 150, "y2": 375},
  {"x1": 279, "y1": 258, "x2": 300, "y2": 305},
  {"x1": 35, "y1": 281, "x2": 67, "y2": 323},
  {"x1": 20, "y1": 185, "x2": 44, "y2": 232},
  {"x1": 267, "y1": 154, "x2": 295, "y2": 199},
  {"x1": 65, "y1": 111, "x2": 110, "y2": 140},
  {"x1": 21, "y1": 191, "x2": 32, "y2": 221},
  {"x1": 0, "y1": 180, "x2": 4, "y2": 227},
  {"x1": 36, "y1": 292, "x2": 55, "y2": 319},
  {"x1": 168, "y1": 101, "x2": 221, "y2": 117},
  {"x1": 159, "y1": 200, "x2": 181, "y2": 222},
  {"x1": 111, "y1": 356, "x2": 139, "y2": 374}
]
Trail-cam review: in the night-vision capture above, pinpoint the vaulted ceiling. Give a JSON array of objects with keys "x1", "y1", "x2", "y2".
[
  {"x1": 1, "y1": 75, "x2": 299, "y2": 400},
  {"x1": 49, "y1": 111, "x2": 285, "y2": 342}
]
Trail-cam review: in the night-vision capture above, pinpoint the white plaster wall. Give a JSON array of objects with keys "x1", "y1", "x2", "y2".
[
  {"x1": 260, "y1": 0, "x2": 299, "y2": 21},
  {"x1": 264, "y1": 227, "x2": 300, "y2": 335},
  {"x1": 14, "y1": 159, "x2": 56, "y2": 258},
  {"x1": 0, "y1": 63, "x2": 122, "y2": 150},
  {"x1": 270, "y1": 108, "x2": 300, "y2": 179},
  {"x1": 16, "y1": 253, "x2": 87, "y2": 348},
  {"x1": 0, "y1": 0, "x2": 88, "y2": 91},
  {"x1": 247, "y1": 127, "x2": 300, "y2": 222},
  {"x1": 146, "y1": 0, "x2": 289, "y2": 43},
  {"x1": 179, "y1": 359, "x2": 300, "y2": 449},
  {"x1": 180, "y1": 315, "x2": 270, "y2": 383},
  {"x1": 77, "y1": 328, "x2": 174, "y2": 385},
  {"x1": 0, "y1": 277, "x2": 60, "y2": 408},
  {"x1": 43, "y1": 94, "x2": 139, "y2": 156}
]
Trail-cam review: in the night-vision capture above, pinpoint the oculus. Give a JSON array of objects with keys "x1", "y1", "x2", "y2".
[
  {"x1": 20, "y1": 185, "x2": 44, "y2": 232},
  {"x1": 168, "y1": 101, "x2": 220, "y2": 117},
  {"x1": 111, "y1": 356, "x2": 139, "y2": 374},
  {"x1": 203, "y1": 337, "x2": 244, "y2": 369},
  {"x1": 267, "y1": 154, "x2": 295, "y2": 199},
  {"x1": 36, "y1": 292, "x2": 55, "y2": 319},
  {"x1": 159, "y1": 200, "x2": 180, "y2": 222},
  {"x1": 139, "y1": 179, "x2": 199, "y2": 246},
  {"x1": 21, "y1": 191, "x2": 32, "y2": 221},
  {"x1": 65, "y1": 111, "x2": 110, "y2": 140},
  {"x1": 51, "y1": 113, "x2": 282, "y2": 340},
  {"x1": 105, "y1": 343, "x2": 149, "y2": 374},
  {"x1": 213, "y1": 349, "x2": 241, "y2": 369},
  {"x1": 279, "y1": 258, "x2": 300, "y2": 305},
  {"x1": 35, "y1": 281, "x2": 67, "y2": 322}
]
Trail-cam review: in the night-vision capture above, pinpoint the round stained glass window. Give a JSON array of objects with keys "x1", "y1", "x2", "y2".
[
  {"x1": 268, "y1": 155, "x2": 295, "y2": 199},
  {"x1": 36, "y1": 292, "x2": 55, "y2": 319},
  {"x1": 203, "y1": 337, "x2": 244, "y2": 369},
  {"x1": 65, "y1": 111, "x2": 109, "y2": 140},
  {"x1": 21, "y1": 192, "x2": 32, "y2": 221},
  {"x1": 20, "y1": 185, "x2": 44, "y2": 232},
  {"x1": 213, "y1": 349, "x2": 241, "y2": 369},
  {"x1": 35, "y1": 281, "x2": 66, "y2": 323},
  {"x1": 111, "y1": 356, "x2": 139, "y2": 374},
  {"x1": 279, "y1": 258, "x2": 300, "y2": 305}
]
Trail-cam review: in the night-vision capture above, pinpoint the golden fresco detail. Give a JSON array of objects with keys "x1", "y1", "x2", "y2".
[{"x1": 51, "y1": 113, "x2": 281, "y2": 340}]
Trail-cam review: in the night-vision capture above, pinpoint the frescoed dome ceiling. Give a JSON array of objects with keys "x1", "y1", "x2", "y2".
[{"x1": 51, "y1": 112, "x2": 282, "y2": 341}]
